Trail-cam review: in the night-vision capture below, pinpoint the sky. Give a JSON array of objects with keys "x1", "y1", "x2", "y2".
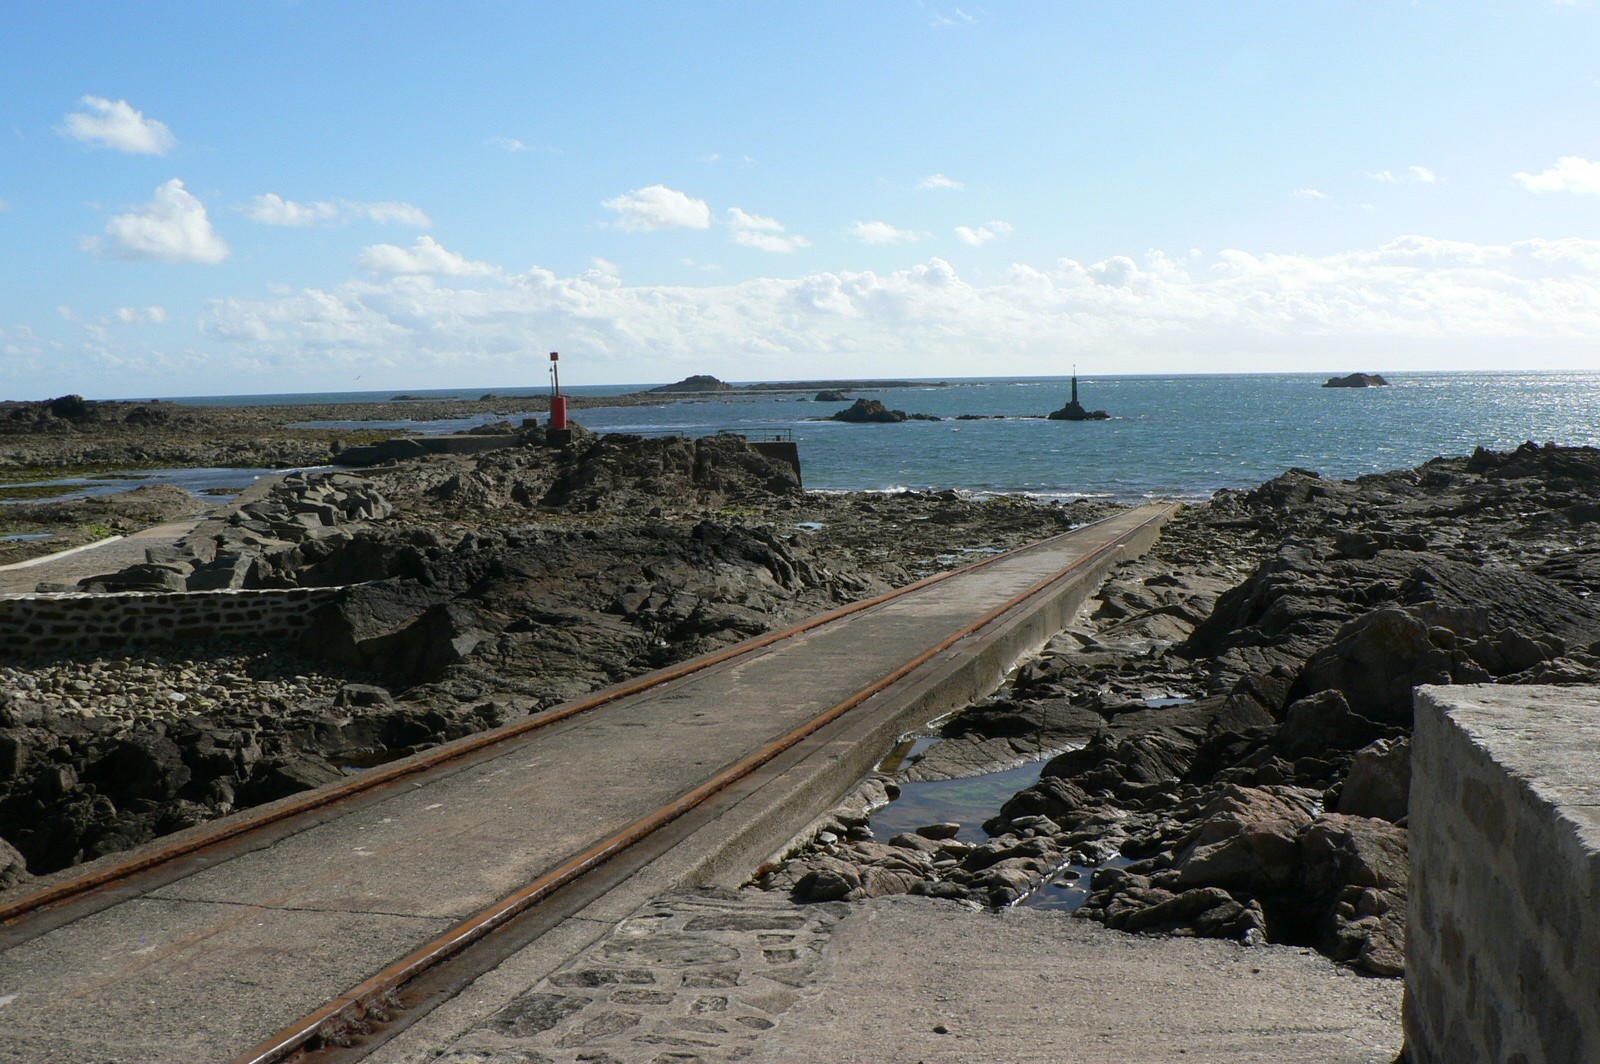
[{"x1": 2, "y1": 1, "x2": 1599, "y2": 400}]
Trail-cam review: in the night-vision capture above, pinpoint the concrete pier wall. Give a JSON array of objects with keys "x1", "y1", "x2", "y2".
[{"x1": 1405, "y1": 685, "x2": 1600, "y2": 1064}]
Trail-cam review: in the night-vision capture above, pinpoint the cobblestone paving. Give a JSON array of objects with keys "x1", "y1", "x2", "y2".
[{"x1": 432, "y1": 890, "x2": 847, "y2": 1064}]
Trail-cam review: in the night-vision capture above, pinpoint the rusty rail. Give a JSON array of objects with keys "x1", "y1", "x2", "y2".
[
  {"x1": 230, "y1": 504, "x2": 1174, "y2": 1064},
  {"x1": 0, "y1": 506, "x2": 1158, "y2": 928}
]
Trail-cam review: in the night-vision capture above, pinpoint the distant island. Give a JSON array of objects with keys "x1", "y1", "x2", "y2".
[
  {"x1": 1323, "y1": 373, "x2": 1390, "y2": 389},
  {"x1": 646, "y1": 375, "x2": 945, "y2": 395},
  {"x1": 649, "y1": 375, "x2": 735, "y2": 393}
]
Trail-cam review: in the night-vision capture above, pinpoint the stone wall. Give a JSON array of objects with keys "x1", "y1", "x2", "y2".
[
  {"x1": 0, "y1": 586, "x2": 349, "y2": 658},
  {"x1": 1405, "y1": 684, "x2": 1600, "y2": 1064}
]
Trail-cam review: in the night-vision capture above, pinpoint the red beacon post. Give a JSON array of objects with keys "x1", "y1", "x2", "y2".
[{"x1": 548, "y1": 351, "x2": 569, "y2": 431}]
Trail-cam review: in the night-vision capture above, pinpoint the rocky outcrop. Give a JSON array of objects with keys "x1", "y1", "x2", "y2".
[
  {"x1": 649, "y1": 375, "x2": 733, "y2": 393},
  {"x1": 814, "y1": 390, "x2": 848, "y2": 402},
  {"x1": 1323, "y1": 373, "x2": 1390, "y2": 388},
  {"x1": 1046, "y1": 400, "x2": 1110, "y2": 421},
  {"x1": 768, "y1": 442, "x2": 1600, "y2": 977},
  {"x1": 831, "y1": 399, "x2": 906, "y2": 423},
  {"x1": 71, "y1": 472, "x2": 395, "y2": 594}
]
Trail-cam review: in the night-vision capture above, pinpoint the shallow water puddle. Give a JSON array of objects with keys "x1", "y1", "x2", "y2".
[
  {"x1": 869, "y1": 729, "x2": 1135, "y2": 912},
  {"x1": 868, "y1": 761, "x2": 1047, "y2": 847}
]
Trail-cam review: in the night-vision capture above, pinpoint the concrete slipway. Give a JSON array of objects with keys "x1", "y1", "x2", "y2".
[{"x1": 0, "y1": 503, "x2": 1402, "y2": 1062}]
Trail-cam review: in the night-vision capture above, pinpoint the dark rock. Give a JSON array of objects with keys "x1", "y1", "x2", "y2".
[
  {"x1": 1322, "y1": 373, "x2": 1390, "y2": 388},
  {"x1": 1337, "y1": 738, "x2": 1410, "y2": 822},
  {"x1": 0, "y1": 836, "x2": 28, "y2": 889},
  {"x1": 1274, "y1": 690, "x2": 1389, "y2": 758},
  {"x1": 830, "y1": 399, "x2": 906, "y2": 423},
  {"x1": 814, "y1": 390, "x2": 848, "y2": 402},
  {"x1": 1172, "y1": 784, "x2": 1321, "y2": 894},
  {"x1": 89, "y1": 734, "x2": 192, "y2": 803},
  {"x1": 241, "y1": 755, "x2": 345, "y2": 804},
  {"x1": 649, "y1": 375, "x2": 732, "y2": 393},
  {"x1": 48, "y1": 394, "x2": 95, "y2": 420}
]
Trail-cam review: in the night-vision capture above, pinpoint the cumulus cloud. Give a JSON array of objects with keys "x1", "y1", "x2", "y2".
[
  {"x1": 602, "y1": 184, "x2": 712, "y2": 231},
  {"x1": 1514, "y1": 156, "x2": 1600, "y2": 195},
  {"x1": 247, "y1": 194, "x2": 339, "y2": 227},
  {"x1": 115, "y1": 306, "x2": 168, "y2": 324},
  {"x1": 1370, "y1": 165, "x2": 1437, "y2": 184},
  {"x1": 727, "y1": 207, "x2": 811, "y2": 253},
  {"x1": 85, "y1": 179, "x2": 229, "y2": 263},
  {"x1": 917, "y1": 173, "x2": 964, "y2": 191},
  {"x1": 356, "y1": 235, "x2": 497, "y2": 276},
  {"x1": 60, "y1": 96, "x2": 176, "y2": 155},
  {"x1": 246, "y1": 194, "x2": 431, "y2": 227},
  {"x1": 196, "y1": 234, "x2": 1600, "y2": 382},
  {"x1": 849, "y1": 220, "x2": 929, "y2": 245},
  {"x1": 955, "y1": 220, "x2": 1014, "y2": 247}
]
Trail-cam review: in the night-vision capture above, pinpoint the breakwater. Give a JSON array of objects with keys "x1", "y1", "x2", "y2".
[{"x1": 1406, "y1": 685, "x2": 1600, "y2": 1063}]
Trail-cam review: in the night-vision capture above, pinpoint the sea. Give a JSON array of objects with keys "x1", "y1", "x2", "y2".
[{"x1": 173, "y1": 370, "x2": 1600, "y2": 504}]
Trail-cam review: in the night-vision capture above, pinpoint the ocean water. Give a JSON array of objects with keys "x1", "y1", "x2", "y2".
[{"x1": 272, "y1": 371, "x2": 1600, "y2": 502}]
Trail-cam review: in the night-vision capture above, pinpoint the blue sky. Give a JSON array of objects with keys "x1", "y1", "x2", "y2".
[{"x1": 3, "y1": 1, "x2": 1598, "y2": 399}]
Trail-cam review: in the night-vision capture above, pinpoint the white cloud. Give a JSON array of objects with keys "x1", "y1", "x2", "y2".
[
  {"x1": 602, "y1": 184, "x2": 712, "y2": 232},
  {"x1": 247, "y1": 194, "x2": 340, "y2": 227},
  {"x1": 849, "y1": 220, "x2": 929, "y2": 245},
  {"x1": 1369, "y1": 165, "x2": 1437, "y2": 184},
  {"x1": 355, "y1": 235, "x2": 497, "y2": 276},
  {"x1": 917, "y1": 173, "x2": 965, "y2": 191},
  {"x1": 726, "y1": 207, "x2": 785, "y2": 233},
  {"x1": 359, "y1": 201, "x2": 432, "y2": 226},
  {"x1": 196, "y1": 235, "x2": 1600, "y2": 381},
  {"x1": 955, "y1": 220, "x2": 1014, "y2": 247},
  {"x1": 1514, "y1": 156, "x2": 1600, "y2": 195},
  {"x1": 246, "y1": 194, "x2": 431, "y2": 227},
  {"x1": 85, "y1": 179, "x2": 229, "y2": 263},
  {"x1": 0, "y1": 198, "x2": 9, "y2": 211},
  {"x1": 115, "y1": 306, "x2": 168, "y2": 324},
  {"x1": 727, "y1": 207, "x2": 811, "y2": 253},
  {"x1": 1293, "y1": 188, "x2": 1328, "y2": 200},
  {"x1": 60, "y1": 96, "x2": 176, "y2": 155},
  {"x1": 487, "y1": 136, "x2": 528, "y2": 152}
]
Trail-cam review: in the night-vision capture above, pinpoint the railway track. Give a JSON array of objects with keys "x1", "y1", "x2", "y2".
[{"x1": 0, "y1": 503, "x2": 1175, "y2": 1064}]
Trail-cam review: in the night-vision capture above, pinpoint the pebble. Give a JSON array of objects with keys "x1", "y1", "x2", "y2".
[{"x1": 0, "y1": 645, "x2": 353, "y2": 727}]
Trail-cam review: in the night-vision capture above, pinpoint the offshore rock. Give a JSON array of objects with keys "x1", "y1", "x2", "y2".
[
  {"x1": 831, "y1": 398, "x2": 906, "y2": 423},
  {"x1": 1322, "y1": 373, "x2": 1390, "y2": 388},
  {"x1": 649, "y1": 374, "x2": 732, "y2": 393},
  {"x1": 1046, "y1": 399, "x2": 1110, "y2": 421}
]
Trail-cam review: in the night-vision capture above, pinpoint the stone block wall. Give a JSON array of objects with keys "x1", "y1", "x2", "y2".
[
  {"x1": 1406, "y1": 684, "x2": 1600, "y2": 1064},
  {"x1": 0, "y1": 586, "x2": 349, "y2": 658}
]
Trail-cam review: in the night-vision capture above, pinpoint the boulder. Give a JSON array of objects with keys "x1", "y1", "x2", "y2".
[
  {"x1": 1288, "y1": 608, "x2": 1454, "y2": 724},
  {"x1": 1173, "y1": 784, "x2": 1322, "y2": 893},
  {"x1": 0, "y1": 836, "x2": 28, "y2": 890},
  {"x1": 88, "y1": 734, "x2": 192, "y2": 803},
  {"x1": 1298, "y1": 813, "x2": 1408, "y2": 975},
  {"x1": 1273, "y1": 689, "x2": 1389, "y2": 758},
  {"x1": 1337, "y1": 738, "x2": 1411, "y2": 822},
  {"x1": 830, "y1": 398, "x2": 906, "y2": 423}
]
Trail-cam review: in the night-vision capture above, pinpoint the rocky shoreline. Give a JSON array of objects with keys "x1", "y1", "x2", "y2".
[
  {"x1": 0, "y1": 427, "x2": 1111, "y2": 887},
  {"x1": 4, "y1": 404, "x2": 1596, "y2": 987},
  {"x1": 763, "y1": 442, "x2": 1600, "y2": 977}
]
